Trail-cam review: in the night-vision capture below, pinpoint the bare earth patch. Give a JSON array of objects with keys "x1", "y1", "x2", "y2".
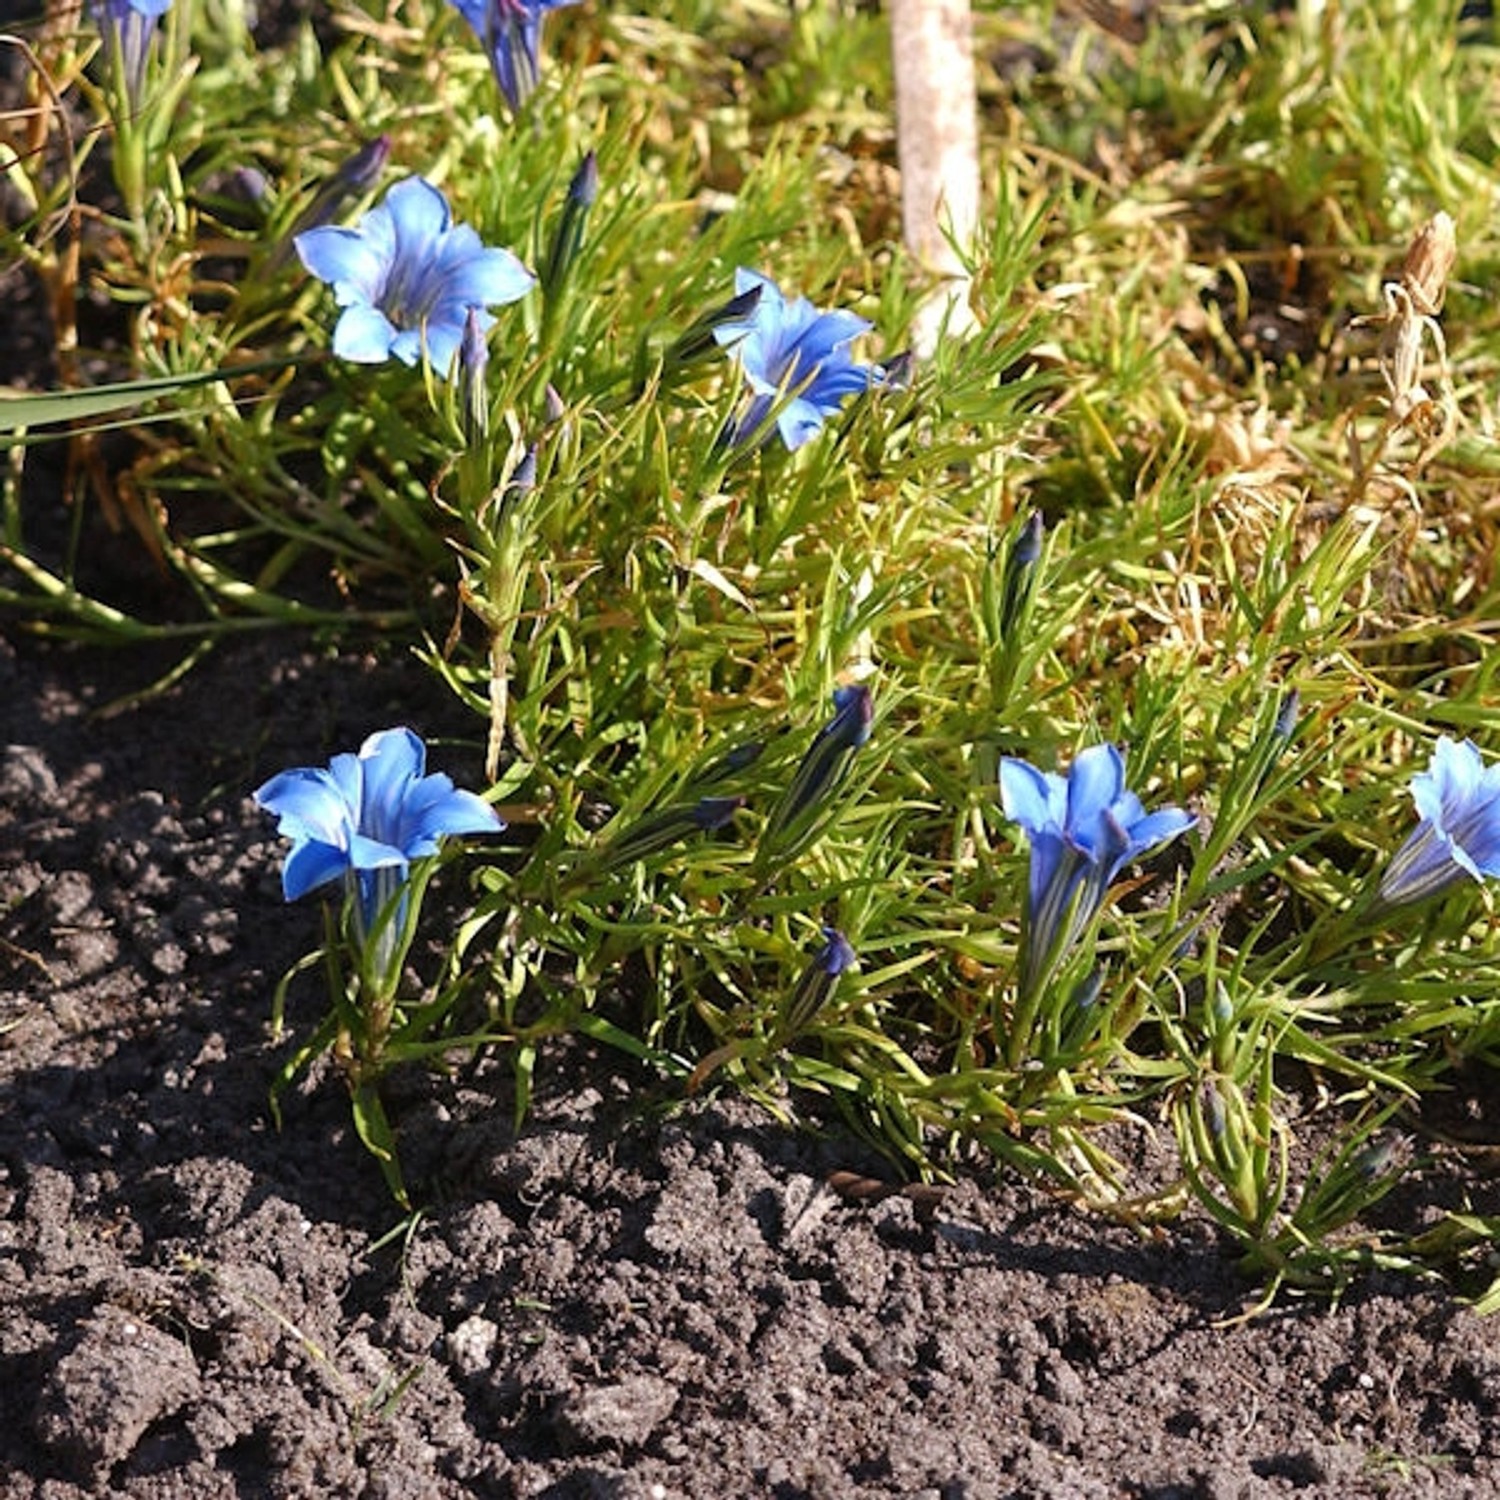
[{"x1": 3, "y1": 631, "x2": 1499, "y2": 1498}]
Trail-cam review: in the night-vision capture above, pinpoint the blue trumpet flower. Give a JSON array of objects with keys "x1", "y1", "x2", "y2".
[
  {"x1": 713, "y1": 269, "x2": 883, "y2": 450},
  {"x1": 1378, "y1": 736, "x2": 1500, "y2": 908},
  {"x1": 90, "y1": 0, "x2": 171, "y2": 110},
  {"x1": 254, "y1": 728, "x2": 499, "y2": 958},
  {"x1": 1000, "y1": 743, "x2": 1194, "y2": 998},
  {"x1": 295, "y1": 177, "x2": 534, "y2": 372},
  {"x1": 448, "y1": 0, "x2": 581, "y2": 113}
]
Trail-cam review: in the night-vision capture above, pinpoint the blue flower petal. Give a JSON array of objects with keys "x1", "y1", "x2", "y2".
[
  {"x1": 999, "y1": 758, "x2": 1060, "y2": 835},
  {"x1": 282, "y1": 838, "x2": 351, "y2": 901},
  {"x1": 295, "y1": 227, "x2": 386, "y2": 303},
  {"x1": 356, "y1": 728, "x2": 426, "y2": 842},
  {"x1": 346, "y1": 832, "x2": 411, "y2": 873},
  {"x1": 734, "y1": 266, "x2": 775, "y2": 302},
  {"x1": 333, "y1": 304, "x2": 399, "y2": 362},
  {"x1": 777, "y1": 398, "x2": 831, "y2": 450},
  {"x1": 422, "y1": 322, "x2": 465, "y2": 373},
  {"x1": 1412, "y1": 735, "x2": 1476, "y2": 825},
  {"x1": 801, "y1": 368, "x2": 877, "y2": 413},
  {"x1": 1066, "y1": 744, "x2": 1125, "y2": 833},
  {"x1": 254, "y1": 767, "x2": 352, "y2": 847},
  {"x1": 442, "y1": 245, "x2": 535, "y2": 308},
  {"x1": 388, "y1": 327, "x2": 426, "y2": 366},
  {"x1": 385, "y1": 177, "x2": 451, "y2": 257},
  {"x1": 403, "y1": 782, "x2": 500, "y2": 846},
  {"x1": 1457, "y1": 815, "x2": 1500, "y2": 877},
  {"x1": 787, "y1": 309, "x2": 872, "y2": 366},
  {"x1": 1001, "y1": 743, "x2": 1189, "y2": 999},
  {"x1": 1126, "y1": 806, "x2": 1197, "y2": 855},
  {"x1": 1381, "y1": 736, "x2": 1500, "y2": 907}
]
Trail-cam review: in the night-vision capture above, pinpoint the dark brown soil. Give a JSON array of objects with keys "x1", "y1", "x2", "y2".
[{"x1": 3, "y1": 626, "x2": 1500, "y2": 1499}]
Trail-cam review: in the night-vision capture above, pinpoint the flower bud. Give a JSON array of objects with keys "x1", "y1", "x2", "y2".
[
  {"x1": 599, "y1": 794, "x2": 744, "y2": 870},
  {"x1": 665, "y1": 285, "x2": 764, "y2": 373},
  {"x1": 1400, "y1": 210, "x2": 1456, "y2": 317},
  {"x1": 778, "y1": 926, "x2": 857, "y2": 1039},
  {"x1": 542, "y1": 151, "x2": 598, "y2": 301},
  {"x1": 269, "y1": 135, "x2": 391, "y2": 273},
  {"x1": 755, "y1": 685, "x2": 874, "y2": 875},
  {"x1": 460, "y1": 307, "x2": 490, "y2": 448}
]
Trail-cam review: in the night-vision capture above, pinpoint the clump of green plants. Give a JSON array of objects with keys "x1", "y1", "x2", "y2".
[{"x1": 7, "y1": 0, "x2": 1500, "y2": 1313}]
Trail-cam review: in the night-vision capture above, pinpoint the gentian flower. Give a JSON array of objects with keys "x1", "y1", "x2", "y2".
[
  {"x1": 90, "y1": 0, "x2": 171, "y2": 110},
  {"x1": 295, "y1": 177, "x2": 534, "y2": 372},
  {"x1": 448, "y1": 0, "x2": 582, "y2": 114},
  {"x1": 254, "y1": 728, "x2": 500, "y2": 964},
  {"x1": 1377, "y1": 736, "x2": 1500, "y2": 908},
  {"x1": 713, "y1": 268, "x2": 883, "y2": 450},
  {"x1": 1000, "y1": 744, "x2": 1194, "y2": 998}
]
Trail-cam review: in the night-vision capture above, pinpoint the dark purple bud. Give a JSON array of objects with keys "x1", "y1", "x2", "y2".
[
  {"x1": 1060, "y1": 965, "x2": 1106, "y2": 1053},
  {"x1": 1014, "y1": 510, "x2": 1044, "y2": 567},
  {"x1": 779, "y1": 925, "x2": 858, "y2": 1038},
  {"x1": 270, "y1": 135, "x2": 391, "y2": 272},
  {"x1": 882, "y1": 349, "x2": 916, "y2": 389},
  {"x1": 600, "y1": 793, "x2": 741, "y2": 869},
  {"x1": 691, "y1": 795, "x2": 744, "y2": 832},
  {"x1": 827, "y1": 683, "x2": 874, "y2": 750},
  {"x1": 568, "y1": 150, "x2": 599, "y2": 208},
  {"x1": 233, "y1": 166, "x2": 272, "y2": 207},
  {"x1": 1069, "y1": 967, "x2": 1103, "y2": 1012},
  {"x1": 997, "y1": 510, "x2": 1044, "y2": 641},
  {"x1": 756, "y1": 685, "x2": 874, "y2": 873},
  {"x1": 667, "y1": 285, "x2": 764, "y2": 371},
  {"x1": 694, "y1": 740, "x2": 765, "y2": 788},
  {"x1": 1351, "y1": 1137, "x2": 1400, "y2": 1182},
  {"x1": 715, "y1": 284, "x2": 765, "y2": 324},
  {"x1": 500, "y1": 447, "x2": 538, "y2": 512},
  {"x1": 542, "y1": 151, "x2": 599, "y2": 300},
  {"x1": 817, "y1": 925, "x2": 858, "y2": 976},
  {"x1": 513, "y1": 447, "x2": 538, "y2": 486},
  {"x1": 1201, "y1": 1080, "x2": 1227, "y2": 1139},
  {"x1": 460, "y1": 308, "x2": 490, "y2": 447},
  {"x1": 1274, "y1": 690, "x2": 1300, "y2": 742},
  {"x1": 332, "y1": 134, "x2": 393, "y2": 197}
]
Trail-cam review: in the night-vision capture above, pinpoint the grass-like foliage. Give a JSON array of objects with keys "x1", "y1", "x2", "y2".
[{"x1": 7, "y1": 0, "x2": 1500, "y2": 1308}]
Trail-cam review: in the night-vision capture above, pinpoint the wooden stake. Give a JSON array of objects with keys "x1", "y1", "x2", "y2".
[{"x1": 889, "y1": 0, "x2": 981, "y2": 353}]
